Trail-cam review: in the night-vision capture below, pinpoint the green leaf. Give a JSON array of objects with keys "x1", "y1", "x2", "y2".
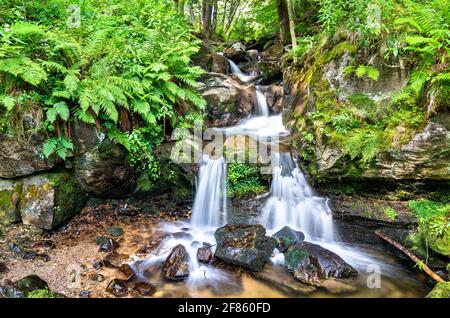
[{"x1": 0, "y1": 95, "x2": 16, "y2": 111}]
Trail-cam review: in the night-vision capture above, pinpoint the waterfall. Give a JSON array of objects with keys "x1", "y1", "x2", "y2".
[
  {"x1": 191, "y1": 155, "x2": 228, "y2": 230},
  {"x1": 255, "y1": 87, "x2": 269, "y2": 117},
  {"x1": 219, "y1": 52, "x2": 254, "y2": 82},
  {"x1": 259, "y1": 152, "x2": 334, "y2": 242}
]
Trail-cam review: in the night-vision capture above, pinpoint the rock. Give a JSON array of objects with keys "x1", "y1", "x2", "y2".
[
  {"x1": 0, "y1": 262, "x2": 7, "y2": 273},
  {"x1": 260, "y1": 43, "x2": 284, "y2": 82},
  {"x1": 88, "y1": 273, "x2": 104, "y2": 282},
  {"x1": 96, "y1": 236, "x2": 119, "y2": 252},
  {"x1": 224, "y1": 42, "x2": 247, "y2": 62},
  {"x1": 199, "y1": 73, "x2": 256, "y2": 127},
  {"x1": 426, "y1": 282, "x2": 450, "y2": 298},
  {"x1": 130, "y1": 282, "x2": 156, "y2": 296},
  {"x1": 285, "y1": 242, "x2": 358, "y2": 286},
  {"x1": 106, "y1": 279, "x2": 128, "y2": 297},
  {"x1": 0, "y1": 133, "x2": 58, "y2": 179},
  {"x1": 106, "y1": 226, "x2": 124, "y2": 237},
  {"x1": 197, "y1": 246, "x2": 213, "y2": 263},
  {"x1": 79, "y1": 290, "x2": 91, "y2": 298},
  {"x1": 272, "y1": 226, "x2": 305, "y2": 252},
  {"x1": 171, "y1": 232, "x2": 194, "y2": 240},
  {"x1": 247, "y1": 49, "x2": 259, "y2": 60},
  {"x1": 0, "y1": 180, "x2": 22, "y2": 225},
  {"x1": 0, "y1": 275, "x2": 48, "y2": 298},
  {"x1": 214, "y1": 224, "x2": 277, "y2": 271},
  {"x1": 211, "y1": 53, "x2": 228, "y2": 74},
  {"x1": 265, "y1": 84, "x2": 283, "y2": 113},
  {"x1": 20, "y1": 172, "x2": 87, "y2": 230},
  {"x1": 118, "y1": 264, "x2": 135, "y2": 280},
  {"x1": 162, "y1": 244, "x2": 190, "y2": 280},
  {"x1": 92, "y1": 258, "x2": 104, "y2": 270},
  {"x1": 103, "y1": 252, "x2": 129, "y2": 268},
  {"x1": 70, "y1": 121, "x2": 102, "y2": 154},
  {"x1": 72, "y1": 140, "x2": 136, "y2": 198}
]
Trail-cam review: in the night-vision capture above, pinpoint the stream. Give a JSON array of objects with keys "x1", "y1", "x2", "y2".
[{"x1": 129, "y1": 53, "x2": 430, "y2": 298}]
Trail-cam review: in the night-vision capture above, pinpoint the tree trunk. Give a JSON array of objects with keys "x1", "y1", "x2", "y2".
[
  {"x1": 276, "y1": 0, "x2": 291, "y2": 45},
  {"x1": 375, "y1": 230, "x2": 445, "y2": 283},
  {"x1": 287, "y1": 0, "x2": 297, "y2": 47}
]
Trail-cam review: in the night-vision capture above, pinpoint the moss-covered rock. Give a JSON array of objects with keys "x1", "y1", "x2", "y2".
[
  {"x1": 20, "y1": 172, "x2": 87, "y2": 230},
  {"x1": 0, "y1": 180, "x2": 22, "y2": 225},
  {"x1": 72, "y1": 140, "x2": 136, "y2": 198},
  {"x1": 426, "y1": 282, "x2": 450, "y2": 298}
]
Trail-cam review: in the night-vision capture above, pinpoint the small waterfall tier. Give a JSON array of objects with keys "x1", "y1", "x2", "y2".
[{"x1": 259, "y1": 152, "x2": 334, "y2": 242}]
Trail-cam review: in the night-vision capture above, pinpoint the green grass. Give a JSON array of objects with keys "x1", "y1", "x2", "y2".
[{"x1": 383, "y1": 207, "x2": 398, "y2": 221}]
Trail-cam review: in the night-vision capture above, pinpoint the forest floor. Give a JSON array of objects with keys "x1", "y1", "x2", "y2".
[{"x1": 0, "y1": 196, "x2": 192, "y2": 298}]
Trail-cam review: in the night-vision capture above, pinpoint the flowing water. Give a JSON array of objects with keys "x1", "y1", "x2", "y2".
[{"x1": 130, "y1": 54, "x2": 430, "y2": 298}]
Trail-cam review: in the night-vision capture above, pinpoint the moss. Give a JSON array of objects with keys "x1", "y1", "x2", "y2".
[
  {"x1": 383, "y1": 207, "x2": 398, "y2": 221},
  {"x1": 0, "y1": 181, "x2": 22, "y2": 225},
  {"x1": 51, "y1": 173, "x2": 87, "y2": 227},
  {"x1": 27, "y1": 288, "x2": 66, "y2": 298},
  {"x1": 285, "y1": 247, "x2": 309, "y2": 271},
  {"x1": 426, "y1": 282, "x2": 450, "y2": 298}
]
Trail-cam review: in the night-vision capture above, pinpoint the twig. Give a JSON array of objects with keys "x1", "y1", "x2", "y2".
[{"x1": 375, "y1": 230, "x2": 445, "y2": 283}]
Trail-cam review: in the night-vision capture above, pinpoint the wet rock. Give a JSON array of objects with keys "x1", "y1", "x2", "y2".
[
  {"x1": 0, "y1": 180, "x2": 22, "y2": 225},
  {"x1": 285, "y1": 242, "x2": 358, "y2": 286},
  {"x1": 260, "y1": 43, "x2": 284, "y2": 82},
  {"x1": 106, "y1": 279, "x2": 128, "y2": 297},
  {"x1": 272, "y1": 226, "x2": 305, "y2": 253},
  {"x1": 247, "y1": 49, "x2": 259, "y2": 60},
  {"x1": 426, "y1": 282, "x2": 450, "y2": 298},
  {"x1": 96, "y1": 236, "x2": 119, "y2": 252},
  {"x1": 79, "y1": 290, "x2": 91, "y2": 298},
  {"x1": 197, "y1": 247, "x2": 213, "y2": 264},
  {"x1": 72, "y1": 140, "x2": 136, "y2": 198},
  {"x1": 88, "y1": 273, "x2": 105, "y2": 282},
  {"x1": 171, "y1": 232, "x2": 194, "y2": 240},
  {"x1": 0, "y1": 275, "x2": 48, "y2": 298},
  {"x1": 20, "y1": 172, "x2": 87, "y2": 230},
  {"x1": 130, "y1": 282, "x2": 156, "y2": 297},
  {"x1": 224, "y1": 42, "x2": 247, "y2": 63},
  {"x1": 214, "y1": 224, "x2": 277, "y2": 271},
  {"x1": 106, "y1": 226, "x2": 124, "y2": 237},
  {"x1": 102, "y1": 252, "x2": 129, "y2": 269},
  {"x1": 118, "y1": 264, "x2": 135, "y2": 280},
  {"x1": 265, "y1": 84, "x2": 283, "y2": 113},
  {"x1": 92, "y1": 258, "x2": 104, "y2": 270},
  {"x1": 163, "y1": 244, "x2": 190, "y2": 281},
  {"x1": 212, "y1": 53, "x2": 228, "y2": 74}
]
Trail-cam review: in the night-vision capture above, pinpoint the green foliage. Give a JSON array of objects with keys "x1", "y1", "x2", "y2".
[
  {"x1": 0, "y1": 0, "x2": 205, "y2": 161},
  {"x1": 227, "y1": 161, "x2": 267, "y2": 198},
  {"x1": 343, "y1": 65, "x2": 380, "y2": 81},
  {"x1": 408, "y1": 199, "x2": 450, "y2": 220},
  {"x1": 42, "y1": 137, "x2": 74, "y2": 161},
  {"x1": 383, "y1": 207, "x2": 398, "y2": 221}
]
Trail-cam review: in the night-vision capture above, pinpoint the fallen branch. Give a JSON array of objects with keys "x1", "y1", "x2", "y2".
[{"x1": 375, "y1": 230, "x2": 445, "y2": 283}]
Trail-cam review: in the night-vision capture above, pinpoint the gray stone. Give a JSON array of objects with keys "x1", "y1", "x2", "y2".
[{"x1": 0, "y1": 179, "x2": 22, "y2": 225}]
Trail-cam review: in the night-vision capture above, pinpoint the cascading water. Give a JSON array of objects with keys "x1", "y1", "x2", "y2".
[
  {"x1": 191, "y1": 155, "x2": 228, "y2": 230},
  {"x1": 219, "y1": 52, "x2": 255, "y2": 82},
  {"x1": 259, "y1": 152, "x2": 334, "y2": 242},
  {"x1": 255, "y1": 86, "x2": 269, "y2": 117}
]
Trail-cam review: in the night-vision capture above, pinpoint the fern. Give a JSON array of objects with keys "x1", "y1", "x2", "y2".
[
  {"x1": 42, "y1": 137, "x2": 74, "y2": 160},
  {"x1": 46, "y1": 102, "x2": 70, "y2": 123}
]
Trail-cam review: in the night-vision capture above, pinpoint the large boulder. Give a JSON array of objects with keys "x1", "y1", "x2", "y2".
[
  {"x1": 199, "y1": 73, "x2": 256, "y2": 127},
  {"x1": 0, "y1": 133, "x2": 57, "y2": 179},
  {"x1": 285, "y1": 242, "x2": 358, "y2": 286},
  {"x1": 0, "y1": 180, "x2": 22, "y2": 225},
  {"x1": 265, "y1": 84, "x2": 283, "y2": 113},
  {"x1": 72, "y1": 140, "x2": 136, "y2": 197},
  {"x1": 20, "y1": 172, "x2": 87, "y2": 230},
  {"x1": 260, "y1": 43, "x2": 285, "y2": 82},
  {"x1": 163, "y1": 244, "x2": 190, "y2": 280},
  {"x1": 214, "y1": 224, "x2": 277, "y2": 271},
  {"x1": 224, "y1": 42, "x2": 247, "y2": 63}
]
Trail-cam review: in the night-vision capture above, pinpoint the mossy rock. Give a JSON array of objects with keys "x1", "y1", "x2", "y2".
[
  {"x1": 20, "y1": 172, "x2": 87, "y2": 230},
  {"x1": 0, "y1": 180, "x2": 22, "y2": 225},
  {"x1": 426, "y1": 282, "x2": 450, "y2": 298},
  {"x1": 422, "y1": 214, "x2": 450, "y2": 258}
]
